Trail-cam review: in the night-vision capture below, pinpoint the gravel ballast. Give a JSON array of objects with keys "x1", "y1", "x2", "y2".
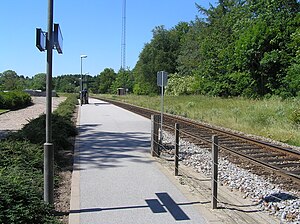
[{"x1": 163, "y1": 131, "x2": 300, "y2": 224}]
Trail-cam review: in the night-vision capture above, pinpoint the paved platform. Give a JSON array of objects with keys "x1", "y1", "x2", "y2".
[{"x1": 69, "y1": 98, "x2": 207, "y2": 224}]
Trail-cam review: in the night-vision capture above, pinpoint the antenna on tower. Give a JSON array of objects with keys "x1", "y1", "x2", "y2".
[{"x1": 121, "y1": 0, "x2": 126, "y2": 70}]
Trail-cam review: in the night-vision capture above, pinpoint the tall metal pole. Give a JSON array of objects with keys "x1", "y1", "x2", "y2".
[
  {"x1": 80, "y1": 55, "x2": 87, "y2": 105},
  {"x1": 121, "y1": 0, "x2": 126, "y2": 70},
  {"x1": 160, "y1": 74, "x2": 164, "y2": 143},
  {"x1": 212, "y1": 135, "x2": 219, "y2": 209},
  {"x1": 80, "y1": 57, "x2": 83, "y2": 105},
  {"x1": 44, "y1": 0, "x2": 54, "y2": 204}
]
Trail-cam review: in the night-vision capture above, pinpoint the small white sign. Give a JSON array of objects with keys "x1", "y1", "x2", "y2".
[{"x1": 157, "y1": 71, "x2": 168, "y2": 87}]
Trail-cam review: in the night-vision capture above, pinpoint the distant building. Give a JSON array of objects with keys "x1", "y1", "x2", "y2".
[
  {"x1": 24, "y1": 89, "x2": 57, "y2": 97},
  {"x1": 117, "y1": 88, "x2": 125, "y2": 95}
]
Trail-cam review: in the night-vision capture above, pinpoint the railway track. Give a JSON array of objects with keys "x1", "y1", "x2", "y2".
[{"x1": 96, "y1": 97, "x2": 300, "y2": 185}]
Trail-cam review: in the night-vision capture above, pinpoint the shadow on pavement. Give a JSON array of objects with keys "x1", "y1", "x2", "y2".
[
  {"x1": 75, "y1": 123, "x2": 151, "y2": 170},
  {"x1": 70, "y1": 192, "x2": 206, "y2": 221}
]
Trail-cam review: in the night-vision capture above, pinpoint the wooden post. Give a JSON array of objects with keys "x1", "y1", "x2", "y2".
[
  {"x1": 151, "y1": 115, "x2": 160, "y2": 157},
  {"x1": 212, "y1": 135, "x2": 218, "y2": 209},
  {"x1": 175, "y1": 123, "x2": 179, "y2": 176}
]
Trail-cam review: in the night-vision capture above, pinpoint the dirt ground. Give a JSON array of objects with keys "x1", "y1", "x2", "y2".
[
  {"x1": 54, "y1": 107, "x2": 79, "y2": 223},
  {"x1": 54, "y1": 152, "x2": 73, "y2": 223}
]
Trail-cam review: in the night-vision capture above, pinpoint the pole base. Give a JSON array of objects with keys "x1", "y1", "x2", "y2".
[{"x1": 44, "y1": 143, "x2": 54, "y2": 204}]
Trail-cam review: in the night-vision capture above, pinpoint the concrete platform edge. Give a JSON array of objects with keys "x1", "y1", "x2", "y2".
[{"x1": 69, "y1": 105, "x2": 81, "y2": 224}]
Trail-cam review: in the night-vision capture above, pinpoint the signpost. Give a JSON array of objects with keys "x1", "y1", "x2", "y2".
[
  {"x1": 36, "y1": 0, "x2": 63, "y2": 204},
  {"x1": 157, "y1": 71, "x2": 168, "y2": 144}
]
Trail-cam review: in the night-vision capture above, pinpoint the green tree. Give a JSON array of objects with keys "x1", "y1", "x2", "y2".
[
  {"x1": 176, "y1": 0, "x2": 300, "y2": 97},
  {"x1": 53, "y1": 74, "x2": 81, "y2": 93},
  {"x1": 177, "y1": 19, "x2": 206, "y2": 76},
  {"x1": 19, "y1": 75, "x2": 31, "y2": 90},
  {"x1": 97, "y1": 68, "x2": 116, "y2": 93},
  {"x1": 133, "y1": 25, "x2": 184, "y2": 94},
  {"x1": 232, "y1": 0, "x2": 300, "y2": 96},
  {"x1": 283, "y1": 23, "x2": 300, "y2": 97},
  {"x1": 111, "y1": 69, "x2": 134, "y2": 93},
  {"x1": 0, "y1": 70, "x2": 23, "y2": 91},
  {"x1": 31, "y1": 73, "x2": 46, "y2": 91}
]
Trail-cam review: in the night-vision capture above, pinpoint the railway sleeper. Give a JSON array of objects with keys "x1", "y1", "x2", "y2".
[
  {"x1": 219, "y1": 140, "x2": 247, "y2": 145},
  {"x1": 232, "y1": 147, "x2": 263, "y2": 152},
  {"x1": 277, "y1": 163, "x2": 300, "y2": 168},
  {"x1": 261, "y1": 157, "x2": 299, "y2": 163},
  {"x1": 249, "y1": 153, "x2": 285, "y2": 158},
  {"x1": 288, "y1": 170, "x2": 300, "y2": 175}
]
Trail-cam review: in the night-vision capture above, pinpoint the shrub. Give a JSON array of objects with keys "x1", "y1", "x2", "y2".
[
  {"x1": 0, "y1": 94, "x2": 78, "y2": 223},
  {"x1": 54, "y1": 94, "x2": 78, "y2": 120},
  {"x1": 0, "y1": 140, "x2": 43, "y2": 170},
  {"x1": 165, "y1": 74, "x2": 197, "y2": 96},
  {"x1": 0, "y1": 141, "x2": 60, "y2": 224},
  {"x1": 290, "y1": 108, "x2": 300, "y2": 127},
  {"x1": 12, "y1": 114, "x2": 76, "y2": 150},
  {"x1": 0, "y1": 91, "x2": 32, "y2": 110},
  {"x1": 0, "y1": 171, "x2": 60, "y2": 224},
  {"x1": 11, "y1": 94, "x2": 78, "y2": 151}
]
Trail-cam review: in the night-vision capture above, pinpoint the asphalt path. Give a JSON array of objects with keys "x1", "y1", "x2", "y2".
[{"x1": 69, "y1": 98, "x2": 207, "y2": 224}]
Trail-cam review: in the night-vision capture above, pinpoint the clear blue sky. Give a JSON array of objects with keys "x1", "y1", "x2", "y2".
[{"x1": 0, "y1": 0, "x2": 215, "y2": 77}]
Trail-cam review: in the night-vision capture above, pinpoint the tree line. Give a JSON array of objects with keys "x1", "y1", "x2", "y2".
[
  {"x1": 133, "y1": 0, "x2": 300, "y2": 98},
  {"x1": 1, "y1": 0, "x2": 299, "y2": 98},
  {"x1": 0, "y1": 69, "x2": 132, "y2": 95}
]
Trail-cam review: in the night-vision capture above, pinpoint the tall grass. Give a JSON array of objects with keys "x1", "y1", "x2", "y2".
[{"x1": 96, "y1": 94, "x2": 300, "y2": 147}]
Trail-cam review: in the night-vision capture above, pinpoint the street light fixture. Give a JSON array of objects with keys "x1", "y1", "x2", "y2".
[{"x1": 80, "y1": 55, "x2": 87, "y2": 105}]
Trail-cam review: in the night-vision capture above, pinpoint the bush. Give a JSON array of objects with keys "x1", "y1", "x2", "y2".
[
  {"x1": 290, "y1": 108, "x2": 300, "y2": 127},
  {"x1": 0, "y1": 140, "x2": 43, "y2": 170},
  {"x1": 0, "y1": 94, "x2": 78, "y2": 223},
  {"x1": 0, "y1": 141, "x2": 60, "y2": 224},
  {"x1": 165, "y1": 74, "x2": 197, "y2": 96},
  {"x1": 14, "y1": 113, "x2": 77, "y2": 150},
  {"x1": 0, "y1": 91, "x2": 32, "y2": 110},
  {"x1": 54, "y1": 94, "x2": 78, "y2": 120},
  {"x1": 11, "y1": 95, "x2": 78, "y2": 151}
]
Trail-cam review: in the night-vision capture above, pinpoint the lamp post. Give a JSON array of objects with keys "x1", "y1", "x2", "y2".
[{"x1": 80, "y1": 55, "x2": 87, "y2": 105}]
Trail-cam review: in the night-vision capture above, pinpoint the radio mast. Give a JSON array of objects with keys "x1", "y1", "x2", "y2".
[{"x1": 121, "y1": 0, "x2": 126, "y2": 70}]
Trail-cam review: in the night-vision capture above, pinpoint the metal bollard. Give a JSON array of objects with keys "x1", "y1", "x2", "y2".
[
  {"x1": 212, "y1": 135, "x2": 218, "y2": 209},
  {"x1": 175, "y1": 123, "x2": 179, "y2": 176},
  {"x1": 151, "y1": 115, "x2": 160, "y2": 157}
]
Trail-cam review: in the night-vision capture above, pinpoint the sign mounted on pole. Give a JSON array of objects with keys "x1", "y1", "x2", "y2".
[
  {"x1": 157, "y1": 71, "x2": 168, "y2": 144},
  {"x1": 36, "y1": 28, "x2": 47, "y2": 52},
  {"x1": 53, "y1": 23, "x2": 63, "y2": 54},
  {"x1": 157, "y1": 71, "x2": 168, "y2": 87},
  {"x1": 36, "y1": 24, "x2": 63, "y2": 54}
]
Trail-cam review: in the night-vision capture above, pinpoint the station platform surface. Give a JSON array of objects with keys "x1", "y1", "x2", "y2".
[{"x1": 69, "y1": 98, "x2": 208, "y2": 224}]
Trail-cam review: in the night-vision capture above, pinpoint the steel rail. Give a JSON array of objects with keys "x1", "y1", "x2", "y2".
[{"x1": 96, "y1": 97, "x2": 300, "y2": 184}]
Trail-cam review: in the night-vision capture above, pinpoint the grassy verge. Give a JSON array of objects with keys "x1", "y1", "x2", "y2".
[
  {"x1": 94, "y1": 94, "x2": 300, "y2": 147},
  {"x1": 0, "y1": 94, "x2": 78, "y2": 224},
  {"x1": 0, "y1": 109, "x2": 9, "y2": 114}
]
